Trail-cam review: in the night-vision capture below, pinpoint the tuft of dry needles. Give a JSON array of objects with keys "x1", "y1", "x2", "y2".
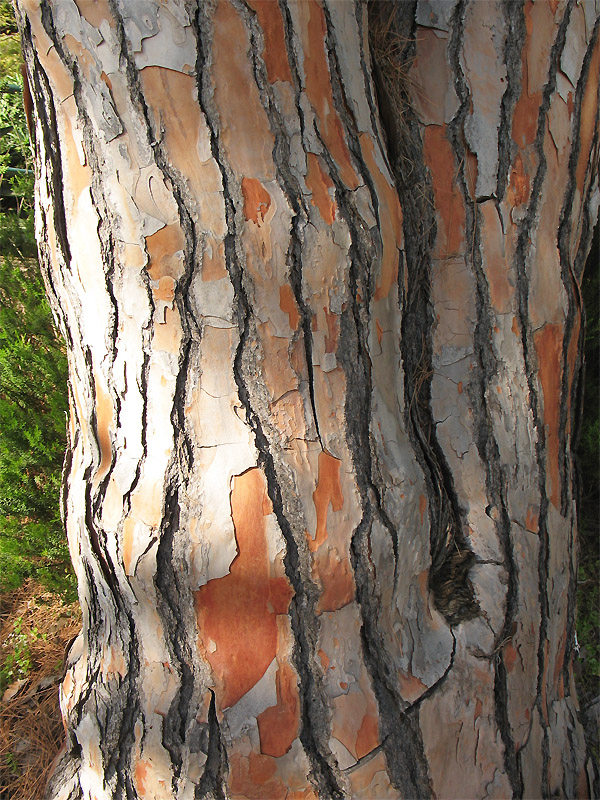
[{"x1": 0, "y1": 580, "x2": 80, "y2": 800}]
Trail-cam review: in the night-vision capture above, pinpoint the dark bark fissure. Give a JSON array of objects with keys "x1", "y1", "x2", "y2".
[
  {"x1": 320, "y1": 1, "x2": 405, "y2": 581},
  {"x1": 306, "y1": 4, "x2": 454, "y2": 794},
  {"x1": 195, "y1": 691, "x2": 227, "y2": 800},
  {"x1": 443, "y1": 3, "x2": 524, "y2": 794},
  {"x1": 33, "y1": 6, "x2": 144, "y2": 797},
  {"x1": 108, "y1": 4, "x2": 218, "y2": 793},
  {"x1": 496, "y1": 0, "x2": 527, "y2": 204},
  {"x1": 510, "y1": 2, "x2": 574, "y2": 793},
  {"x1": 367, "y1": 1, "x2": 479, "y2": 631},
  {"x1": 194, "y1": 7, "x2": 344, "y2": 797},
  {"x1": 240, "y1": 0, "x2": 324, "y2": 452},
  {"x1": 264, "y1": 0, "x2": 331, "y2": 454}
]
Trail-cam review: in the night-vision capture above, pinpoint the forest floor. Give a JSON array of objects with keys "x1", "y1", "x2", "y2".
[
  {"x1": 0, "y1": 581, "x2": 80, "y2": 800},
  {"x1": 0, "y1": 578, "x2": 598, "y2": 798}
]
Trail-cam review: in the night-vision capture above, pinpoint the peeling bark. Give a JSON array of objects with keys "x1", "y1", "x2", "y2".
[{"x1": 14, "y1": 0, "x2": 598, "y2": 798}]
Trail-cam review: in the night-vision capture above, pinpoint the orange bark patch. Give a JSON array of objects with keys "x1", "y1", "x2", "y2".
[
  {"x1": 480, "y1": 201, "x2": 513, "y2": 313},
  {"x1": 424, "y1": 125, "x2": 465, "y2": 258},
  {"x1": 93, "y1": 373, "x2": 113, "y2": 486},
  {"x1": 194, "y1": 469, "x2": 293, "y2": 709},
  {"x1": 241, "y1": 177, "x2": 272, "y2": 225},
  {"x1": 60, "y1": 109, "x2": 92, "y2": 206},
  {"x1": 140, "y1": 67, "x2": 213, "y2": 185},
  {"x1": 419, "y1": 494, "x2": 427, "y2": 525},
  {"x1": 63, "y1": 34, "x2": 96, "y2": 80},
  {"x1": 202, "y1": 237, "x2": 227, "y2": 282},
  {"x1": 246, "y1": 0, "x2": 292, "y2": 83},
  {"x1": 134, "y1": 760, "x2": 151, "y2": 797},
  {"x1": 230, "y1": 753, "x2": 287, "y2": 799},
  {"x1": 356, "y1": 713, "x2": 379, "y2": 759},
  {"x1": 575, "y1": 35, "x2": 600, "y2": 193},
  {"x1": 74, "y1": 0, "x2": 114, "y2": 28},
  {"x1": 279, "y1": 284, "x2": 300, "y2": 330},
  {"x1": 376, "y1": 319, "x2": 383, "y2": 347},
  {"x1": 316, "y1": 550, "x2": 355, "y2": 612},
  {"x1": 512, "y1": 5, "x2": 542, "y2": 149},
  {"x1": 99, "y1": 72, "x2": 113, "y2": 95},
  {"x1": 248, "y1": 751, "x2": 277, "y2": 783},
  {"x1": 152, "y1": 306, "x2": 182, "y2": 354},
  {"x1": 534, "y1": 324, "x2": 563, "y2": 509},
  {"x1": 324, "y1": 307, "x2": 339, "y2": 354},
  {"x1": 398, "y1": 670, "x2": 428, "y2": 704},
  {"x1": 122, "y1": 518, "x2": 135, "y2": 575},
  {"x1": 318, "y1": 648, "x2": 330, "y2": 671},
  {"x1": 512, "y1": 87, "x2": 542, "y2": 149},
  {"x1": 300, "y1": 0, "x2": 358, "y2": 189},
  {"x1": 306, "y1": 152, "x2": 336, "y2": 224},
  {"x1": 212, "y1": 0, "x2": 276, "y2": 179},
  {"x1": 153, "y1": 276, "x2": 175, "y2": 304},
  {"x1": 525, "y1": 506, "x2": 539, "y2": 533},
  {"x1": 257, "y1": 659, "x2": 300, "y2": 757},
  {"x1": 503, "y1": 641, "x2": 519, "y2": 673},
  {"x1": 308, "y1": 452, "x2": 344, "y2": 552},
  {"x1": 145, "y1": 224, "x2": 186, "y2": 281},
  {"x1": 508, "y1": 154, "x2": 531, "y2": 208}
]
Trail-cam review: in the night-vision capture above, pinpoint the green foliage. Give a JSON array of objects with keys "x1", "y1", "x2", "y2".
[
  {"x1": 0, "y1": 19, "x2": 74, "y2": 598},
  {"x1": 0, "y1": 254, "x2": 73, "y2": 596},
  {"x1": 0, "y1": 34, "x2": 21, "y2": 79},
  {"x1": 0, "y1": 617, "x2": 32, "y2": 692},
  {"x1": 0, "y1": 66, "x2": 34, "y2": 211},
  {"x1": 0, "y1": 1, "x2": 18, "y2": 36}
]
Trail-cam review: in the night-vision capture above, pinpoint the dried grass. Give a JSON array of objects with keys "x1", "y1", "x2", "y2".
[{"x1": 0, "y1": 580, "x2": 80, "y2": 800}]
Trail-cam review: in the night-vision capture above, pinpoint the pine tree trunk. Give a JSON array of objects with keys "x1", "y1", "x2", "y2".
[{"x1": 15, "y1": 1, "x2": 599, "y2": 798}]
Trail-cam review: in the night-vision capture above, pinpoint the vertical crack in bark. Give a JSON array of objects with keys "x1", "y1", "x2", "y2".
[
  {"x1": 294, "y1": 11, "x2": 431, "y2": 789},
  {"x1": 240, "y1": 0, "x2": 324, "y2": 450},
  {"x1": 367, "y1": 0, "x2": 479, "y2": 629},
  {"x1": 193, "y1": 8, "x2": 344, "y2": 797},
  {"x1": 510, "y1": 2, "x2": 574, "y2": 793},
  {"x1": 33, "y1": 7, "x2": 144, "y2": 795},
  {"x1": 444, "y1": 3, "x2": 525, "y2": 794},
  {"x1": 496, "y1": 0, "x2": 526, "y2": 202},
  {"x1": 108, "y1": 3, "x2": 213, "y2": 791},
  {"x1": 38, "y1": 3, "x2": 119, "y2": 590},
  {"x1": 320, "y1": 2, "x2": 404, "y2": 579},
  {"x1": 195, "y1": 691, "x2": 227, "y2": 800}
]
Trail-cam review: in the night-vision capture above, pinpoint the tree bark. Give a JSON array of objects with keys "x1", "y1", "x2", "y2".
[{"x1": 14, "y1": 0, "x2": 599, "y2": 798}]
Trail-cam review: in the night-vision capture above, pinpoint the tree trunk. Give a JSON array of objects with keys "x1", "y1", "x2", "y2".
[{"x1": 15, "y1": 0, "x2": 599, "y2": 797}]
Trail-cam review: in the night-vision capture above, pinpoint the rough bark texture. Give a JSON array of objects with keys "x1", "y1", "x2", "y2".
[{"x1": 14, "y1": 0, "x2": 599, "y2": 798}]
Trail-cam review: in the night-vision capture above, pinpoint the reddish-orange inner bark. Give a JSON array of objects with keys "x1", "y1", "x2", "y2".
[{"x1": 194, "y1": 469, "x2": 293, "y2": 709}]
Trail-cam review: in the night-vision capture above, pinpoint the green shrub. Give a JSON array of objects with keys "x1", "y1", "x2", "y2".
[
  {"x1": 0, "y1": 254, "x2": 73, "y2": 596},
  {"x1": 0, "y1": 25, "x2": 73, "y2": 598}
]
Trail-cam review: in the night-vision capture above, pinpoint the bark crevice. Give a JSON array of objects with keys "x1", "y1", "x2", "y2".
[
  {"x1": 368, "y1": 0, "x2": 479, "y2": 627},
  {"x1": 193, "y1": 8, "x2": 345, "y2": 796}
]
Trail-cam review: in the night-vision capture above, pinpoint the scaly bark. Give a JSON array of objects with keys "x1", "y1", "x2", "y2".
[{"x1": 14, "y1": 0, "x2": 598, "y2": 798}]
